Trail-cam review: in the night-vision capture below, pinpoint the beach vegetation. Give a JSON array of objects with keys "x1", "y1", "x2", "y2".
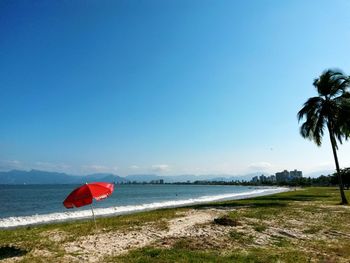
[
  {"x1": 1, "y1": 188, "x2": 350, "y2": 262},
  {"x1": 213, "y1": 215, "x2": 240, "y2": 226},
  {"x1": 298, "y1": 69, "x2": 350, "y2": 204},
  {"x1": 252, "y1": 223, "x2": 267, "y2": 232}
]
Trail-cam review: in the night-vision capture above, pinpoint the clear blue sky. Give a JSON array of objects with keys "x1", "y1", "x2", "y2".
[{"x1": 1, "y1": 0, "x2": 350, "y2": 176}]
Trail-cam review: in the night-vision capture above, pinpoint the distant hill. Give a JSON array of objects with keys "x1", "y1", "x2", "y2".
[
  {"x1": 0, "y1": 170, "x2": 74, "y2": 184},
  {"x1": 83, "y1": 173, "x2": 128, "y2": 183},
  {"x1": 125, "y1": 174, "x2": 160, "y2": 182},
  {"x1": 213, "y1": 173, "x2": 265, "y2": 182},
  {"x1": 0, "y1": 170, "x2": 126, "y2": 184},
  {"x1": 125, "y1": 173, "x2": 261, "y2": 183},
  {"x1": 0, "y1": 170, "x2": 260, "y2": 184},
  {"x1": 0, "y1": 169, "x2": 330, "y2": 184},
  {"x1": 125, "y1": 174, "x2": 229, "y2": 183},
  {"x1": 304, "y1": 170, "x2": 335, "y2": 178}
]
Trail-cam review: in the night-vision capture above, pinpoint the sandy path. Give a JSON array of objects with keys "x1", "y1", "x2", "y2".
[{"x1": 64, "y1": 209, "x2": 226, "y2": 262}]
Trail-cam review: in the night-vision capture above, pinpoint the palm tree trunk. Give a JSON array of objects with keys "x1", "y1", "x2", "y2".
[{"x1": 328, "y1": 124, "x2": 348, "y2": 204}]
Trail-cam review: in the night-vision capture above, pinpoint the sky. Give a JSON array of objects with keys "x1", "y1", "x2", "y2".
[{"x1": 1, "y1": 0, "x2": 350, "y2": 176}]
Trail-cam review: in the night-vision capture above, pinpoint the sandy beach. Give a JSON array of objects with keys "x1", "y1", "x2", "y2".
[
  {"x1": 63, "y1": 208, "x2": 226, "y2": 262},
  {"x1": 1, "y1": 187, "x2": 350, "y2": 262}
]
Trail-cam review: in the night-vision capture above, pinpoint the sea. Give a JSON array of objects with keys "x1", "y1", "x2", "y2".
[{"x1": 0, "y1": 184, "x2": 288, "y2": 228}]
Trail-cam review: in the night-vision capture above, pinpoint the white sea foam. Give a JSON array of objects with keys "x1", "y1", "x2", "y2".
[{"x1": 0, "y1": 187, "x2": 288, "y2": 228}]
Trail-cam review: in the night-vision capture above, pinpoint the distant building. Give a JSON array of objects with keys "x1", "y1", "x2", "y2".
[
  {"x1": 269, "y1": 175, "x2": 276, "y2": 182},
  {"x1": 251, "y1": 174, "x2": 275, "y2": 184},
  {"x1": 250, "y1": 171, "x2": 301, "y2": 184},
  {"x1": 150, "y1": 179, "x2": 164, "y2": 184},
  {"x1": 276, "y1": 169, "x2": 302, "y2": 182},
  {"x1": 276, "y1": 170, "x2": 290, "y2": 182},
  {"x1": 289, "y1": 169, "x2": 302, "y2": 180},
  {"x1": 252, "y1": 176, "x2": 259, "y2": 183},
  {"x1": 259, "y1": 174, "x2": 267, "y2": 183}
]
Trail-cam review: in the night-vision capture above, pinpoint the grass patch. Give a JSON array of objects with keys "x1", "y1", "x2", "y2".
[
  {"x1": 0, "y1": 208, "x2": 182, "y2": 262},
  {"x1": 0, "y1": 245, "x2": 28, "y2": 260},
  {"x1": 229, "y1": 229, "x2": 254, "y2": 243},
  {"x1": 303, "y1": 225, "x2": 322, "y2": 234},
  {"x1": 108, "y1": 246, "x2": 311, "y2": 263},
  {"x1": 214, "y1": 215, "x2": 240, "y2": 226},
  {"x1": 106, "y1": 247, "x2": 225, "y2": 263},
  {"x1": 1, "y1": 187, "x2": 350, "y2": 262},
  {"x1": 271, "y1": 236, "x2": 291, "y2": 247},
  {"x1": 253, "y1": 223, "x2": 267, "y2": 233}
]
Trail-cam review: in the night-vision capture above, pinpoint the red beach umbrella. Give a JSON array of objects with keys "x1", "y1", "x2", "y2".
[{"x1": 63, "y1": 182, "x2": 114, "y2": 226}]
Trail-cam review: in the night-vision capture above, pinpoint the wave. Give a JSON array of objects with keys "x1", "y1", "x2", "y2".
[{"x1": 0, "y1": 187, "x2": 288, "y2": 228}]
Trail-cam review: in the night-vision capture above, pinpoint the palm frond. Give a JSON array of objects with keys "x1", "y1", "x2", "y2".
[
  {"x1": 338, "y1": 97, "x2": 350, "y2": 139},
  {"x1": 314, "y1": 69, "x2": 348, "y2": 97},
  {"x1": 297, "y1": 97, "x2": 323, "y2": 122},
  {"x1": 313, "y1": 107, "x2": 326, "y2": 146},
  {"x1": 299, "y1": 69, "x2": 350, "y2": 148}
]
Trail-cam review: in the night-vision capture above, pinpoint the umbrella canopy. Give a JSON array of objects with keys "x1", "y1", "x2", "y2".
[{"x1": 63, "y1": 182, "x2": 114, "y2": 209}]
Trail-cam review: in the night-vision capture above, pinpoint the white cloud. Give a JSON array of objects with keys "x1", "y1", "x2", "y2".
[
  {"x1": 248, "y1": 162, "x2": 272, "y2": 171},
  {"x1": 151, "y1": 164, "x2": 170, "y2": 173},
  {"x1": 302, "y1": 162, "x2": 335, "y2": 173},
  {"x1": 34, "y1": 162, "x2": 71, "y2": 172},
  {"x1": 81, "y1": 164, "x2": 118, "y2": 173},
  {"x1": 0, "y1": 160, "x2": 22, "y2": 170},
  {"x1": 130, "y1": 165, "x2": 139, "y2": 169}
]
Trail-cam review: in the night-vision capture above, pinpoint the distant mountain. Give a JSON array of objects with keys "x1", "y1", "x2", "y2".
[
  {"x1": 228, "y1": 172, "x2": 268, "y2": 182},
  {"x1": 125, "y1": 174, "x2": 228, "y2": 183},
  {"x1": 0, "y1": 169, "x2": 330, "y2": 185},
  {"x1": 0, "y1": 170, "x2": 125, "y2": 184},
  {"x1": 124, "y1": 173, "x2": 262, "y2": 183},
  {"x1": 0, "y1": 169, "x2": 76, "y2": 184},
  {"x1": 84, "y1": 173, "x2": 127, "y2": 183},
  {"x1": 125, "y1": 174, "x2": 160, "y2": 182},
  {"x1": 304, "y1": 170, "x2": 335, "y2": 178}
]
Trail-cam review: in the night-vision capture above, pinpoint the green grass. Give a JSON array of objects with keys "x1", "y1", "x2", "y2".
[
  {"x1": 107, "y1": 247, "x2": 311, "y2": 263},
  {"x1": 302, "y1": 225, "x2": 322, "y2": 234},
  {"x1": 111, "y1": 187, "x2": 350, "y2": 263},
  {"x1": 1, "y1": 187, "x2": 350, "y2": 262},
  {"x1": 252, "y1": 223, "x2": 267, "y2": 233},
  {"x1": 0, "y1": 208, "x2": 182, "y2": 262},
  {"x1": 229, "y1": 229, "x2": 254, "y2": 243}
]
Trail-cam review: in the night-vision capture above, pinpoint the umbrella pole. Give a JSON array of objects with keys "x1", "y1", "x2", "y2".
[{"x1": 90, "y1": 203, "x2": 97, "y2": 228}]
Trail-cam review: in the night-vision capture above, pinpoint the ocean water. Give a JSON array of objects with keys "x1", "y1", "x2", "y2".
[{"x1": 0, "y1": 184, "x2": 287, "y2": 228}]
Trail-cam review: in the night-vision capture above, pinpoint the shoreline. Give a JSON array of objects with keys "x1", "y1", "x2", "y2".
[
  {"x1": 0, "y1": 186, "x2": 289, "y2": 229},
  {"x1": 1, "y1": 187, "x2": 349, "y2": 262}
]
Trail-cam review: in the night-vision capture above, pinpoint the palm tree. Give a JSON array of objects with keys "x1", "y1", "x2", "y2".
[{"x1": 298, "y1": 69, "x2": 350, "y2": 204}]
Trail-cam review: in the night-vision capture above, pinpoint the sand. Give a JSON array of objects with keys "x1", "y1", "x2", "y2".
[
  {"x1": 4, "y1": 189, "x2": 350, "y2": 262},
  {"x1": 63, "y1": 208, "x2": 228, "y2": 262},
  {"x1": 60, "y1": 203, "x2": 350, "y2": 262}
]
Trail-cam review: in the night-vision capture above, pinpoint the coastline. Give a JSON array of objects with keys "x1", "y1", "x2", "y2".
[
  {"x1": 1, "y1": 187, "x2": 349, "y2": 262},
  {"x1": 0, "y1": 186, "x2": 289, "y2": 229}
]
